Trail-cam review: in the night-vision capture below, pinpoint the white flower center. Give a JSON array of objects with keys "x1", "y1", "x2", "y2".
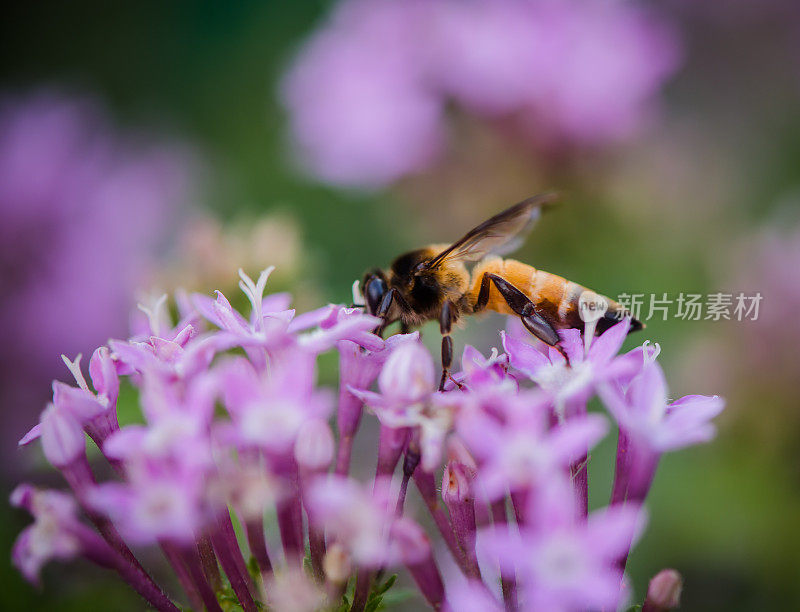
[
  {"x1": 506, "y1": 438, "x2": 548, "y2": 484},
  {"x1": 144, "y1": 415, "x2": 198, "y2": 455},
  {"x1": 30, "y1": 516, "x2": 80, "y2": 559},
  {"x1": 242, "y1": 401, "x2": 304, "y2": 448},
  {"x1": 535, "y1": 534, "x2": 588, "y2": 587},
  {"x1": 533, "y1": 361, "x2": 594, "y2": 418}
]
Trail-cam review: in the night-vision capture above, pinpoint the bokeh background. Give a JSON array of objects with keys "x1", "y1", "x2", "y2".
[{"x1": 2, "y1": 1, "x2": 800, "y2": 610}]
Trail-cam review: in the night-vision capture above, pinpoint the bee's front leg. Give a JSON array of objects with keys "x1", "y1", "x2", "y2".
[
  {"x1": 374, "y1": 289, "x2": 394, "y2": 338},
  {"x1": 375, "y1": 288, "x2": 412, "y2": 338}
]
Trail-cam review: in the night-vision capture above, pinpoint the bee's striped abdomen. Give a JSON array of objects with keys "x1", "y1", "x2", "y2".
[{"x1": 468, "y1": 257, "x2": 641, "y2": 332}]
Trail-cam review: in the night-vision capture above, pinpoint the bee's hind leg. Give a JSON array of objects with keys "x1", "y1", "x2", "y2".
[{"x1": 478, "y1": 273, "x2": 567, "y2": 360}]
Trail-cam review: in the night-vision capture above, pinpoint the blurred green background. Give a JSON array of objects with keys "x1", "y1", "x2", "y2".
[{"x1": 2, "y1": 1, "x2": 800, "y2": 610}]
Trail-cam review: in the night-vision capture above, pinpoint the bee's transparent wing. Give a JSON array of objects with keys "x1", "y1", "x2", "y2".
[{"x1": 422, "y1": 193, "x2": 560, "y2": 270}]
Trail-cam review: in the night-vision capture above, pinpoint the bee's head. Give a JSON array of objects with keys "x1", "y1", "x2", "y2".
[{"x1": 361, "y1": 269, "x2": 389, "y2": 316}]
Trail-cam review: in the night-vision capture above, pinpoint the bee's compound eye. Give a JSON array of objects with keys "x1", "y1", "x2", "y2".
[{"x1": 364, "y1": 276, "x2": 388, "y2": 315}]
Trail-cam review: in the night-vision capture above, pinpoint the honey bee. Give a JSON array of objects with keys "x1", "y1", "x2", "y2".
[{"x1": 357, "y1": 194, "x2": 643, "y2": 389}]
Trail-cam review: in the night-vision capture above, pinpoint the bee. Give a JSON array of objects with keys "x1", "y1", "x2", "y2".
[{"x1": 357, "y1": 194, "x2": 643, "y2": 389}]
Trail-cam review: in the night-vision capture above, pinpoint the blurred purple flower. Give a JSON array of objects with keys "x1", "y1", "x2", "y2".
[
  {"x1": 87, "y1": 464, "x2": 206, "y2": 545},
  {"x1": 281, "y1": 0, "x2": 681, "y2": 188},
  {"x1": 513, "y1": 0, "x2": 680, "y2": 145},
  {"x1": 215, "y1": 355, "x2": 331, "y2": 455},
  {"x1": 599, "y1": 346, "x2": 724, "y2": 507},
  {"x1": 10, "y1": 485, "x2": 98, "y2": 584},
  {"x1": 482, "y1": 479, "x2": 644, "y2": 612},
  {"x1": 0, "y1": 89, "x2": 195, "y2": 460},
  {"x1": 305, "y1": 475, "x2": 398, "y2": 568},
  {"x1": 280, "y1": 0, "x2": 444, "y2": 187},
  {"x1": 457, "y1": 392, "x2": 607, "y2": 501},
  {"x1": 12, "y1": 483, "x2": 180, "y2": 611}
]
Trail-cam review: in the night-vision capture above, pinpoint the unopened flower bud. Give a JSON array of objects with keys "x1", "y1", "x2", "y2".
[
  {"x1": 294, "y1": 419, "x2": 334, "y2": 471},
  {"x1": 322, "y1": 542, "x2": 351, "y2": 584},
  {"x1": 442, "y1": 462, "x2": 480, "y2": 578},
  {"x1": 378, "y1": 342, "x2": 434, "y2": 401},
  {"x1": 442, "y1": 461, "x2": 473, "y2": 504},
  {"x1": 376, "y1": 425, "x2": 408, "y2": 477},
  {"x1": 643, "y1": 568, "x2": 682, "y2": 612}
]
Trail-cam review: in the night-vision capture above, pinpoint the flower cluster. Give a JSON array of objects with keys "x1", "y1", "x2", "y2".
[
  {"x1": 0, "y1": 89, "x2": 195, "y2": 470},
  {"x1": 13, "y1": 267, "x2": 723, "y2": 611},
  {"x1": 281, "y1": 0, "x2": 681, "y2": 188}
]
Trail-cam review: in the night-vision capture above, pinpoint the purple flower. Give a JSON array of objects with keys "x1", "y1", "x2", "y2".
[
  {"x1": 600, "y1": 355, "x2": 725, "y2": 454},
  {"x1": 294, "y1": 418, "x2": 336, "y2": 472},
  {"x1": 280, "y1": 0, "x2": 681, "y2": 188},
  {"x1": 21, "y1": 349, "x2": 121, "y2": 454},
  {"x1": 644, "y1": 568, "x2": 683, "y2": 612},
  {"x1": 207, "y1": 458, "x2": 284, "y2": 524},
  {"x1": 10, "y1": 485, "x2": 117, "y2": 585},
  {"x1": 391, "y1": 518, "x2": 446, "y2": 609},
  {"x1": 512, "y1": 1, "x2": 681, "y2": 145},
  {"x1": 335, "y1": 330, "x2": 418, "y2": 472},
  {"x1": 103, "y1": 402, "x2": 213, "y2": 471},
  {"x1": 453, "y1": 344, "x2": 514, "y2": 392},
  {"x1": 294, "y1": 304, "x2": 383, "y2": 354},
  {"x1": 374, "y1": 339, "x2": 437, "y2": 405},
  {"x1": 338, "y1": 330, "x2": 419, "y2": 392},
  {"x1": 191, "y1": 268, "x2": 297, "y2": 367},
  {"x1": 215, "y1": 354, "x2": 331, "y2": 455},
  {"x1": 502, "y1": 318, "x2": 640, "y2": 418},
  {"x1": 433, "y1": 0, "x2": 679, "y2": 142},
  {"x1": 22, "y1": 401, "x2": 86, "y2": 470},
  {"x1": 193, "y1": 271, "x2": 382, "y2": 367},
  {"x1": 441, "y1": 461, "x2": 481, "y2": 578},
  {"x1": 431, "y1": 0, "x2": 544, "y2": 116}
]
